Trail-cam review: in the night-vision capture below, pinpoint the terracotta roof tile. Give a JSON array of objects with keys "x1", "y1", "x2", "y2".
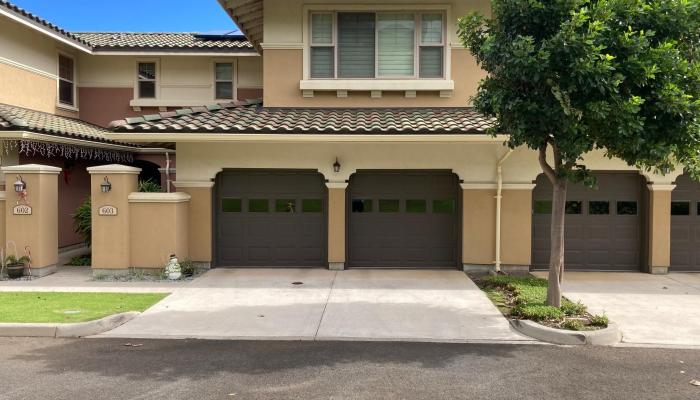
[
  {"x1": 0, "y1": 103, "x2": 138, "y2": 147},
  {"x1": 110, "y1": 100, "x2": 495, "y2": 135},
  {"x1": 73, "y1": 32, "x2": 254, "y2": 52}
]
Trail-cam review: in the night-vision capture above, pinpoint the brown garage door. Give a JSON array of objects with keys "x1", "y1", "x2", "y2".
[
  {"x1": 671, "y1": 174, "x2": 700, "y2": 272},
  {"x1": 214, "y1": 170, "x2": 326, "y2": 267},
  {"x1": 348, "y1": 171, "x2": 459, "y2": 268},
  {"x1": 532, "y1": 173, "x2": 643, "y2": 271}
]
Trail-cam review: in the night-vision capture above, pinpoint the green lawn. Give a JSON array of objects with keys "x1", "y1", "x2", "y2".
[{"x1": 0, "y1": 292, "x2": 169, "y2": 323}]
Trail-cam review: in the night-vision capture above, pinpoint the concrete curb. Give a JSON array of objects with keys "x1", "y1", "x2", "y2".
[
  {"x1": 509, "y1": 319, "x2": 622, "y2": 346},
  {"x1": 0, "y1": 312, "x2": 139, "y2": 338}
]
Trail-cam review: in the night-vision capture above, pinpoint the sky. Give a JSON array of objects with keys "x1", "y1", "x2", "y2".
[{"x1": 10, "y1": 0, "x2": 237, "y2": 32}]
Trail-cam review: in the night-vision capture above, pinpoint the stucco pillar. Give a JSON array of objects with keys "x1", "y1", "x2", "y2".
[
  {"x1": 500, "y1": 185, "x2": 535, "y2": 267},
  {"x1": 461, "y1": 185, "x2": 496, "y2": 271},
  {"x1": 87, "y1": 164, "x2": 140, "y2": 274},
  {"x1": 2, "y1": 164, "x2": 61, "y2": 277},
  {"x1": 0, "y1": 192, "x2": 5, "y2": 254},
  {"x1": 327, "y1": 182, "x2": 347, "y2": 270},
  {"x1": 173, "y1": 181, "x2": 213, "y2": 265},
  {"x1": 647, "y1": 184, "x2": 674, "y2": 275}
]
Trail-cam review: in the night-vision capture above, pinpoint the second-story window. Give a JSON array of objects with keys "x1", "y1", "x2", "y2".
[
  {"x1": 215, "y1": 62, "x2": 234, "y2": 100},
  {"x1": 137, "y1": 62, "x2": 157, "y2": 98},
  {"x1": 310, "y1": 12, "x2": 445, "y2": 79},
  {"x1": 58, "y1": 54, "x2": 75, "y2": 106}
]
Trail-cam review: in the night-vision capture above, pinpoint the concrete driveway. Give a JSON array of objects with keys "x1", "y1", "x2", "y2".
[
  {"x1": 534, "y1": 271, "x2": 700, "y2": 346},
  {"x1": 99, "y1": 269, "x2": 531, "y2": 343}
]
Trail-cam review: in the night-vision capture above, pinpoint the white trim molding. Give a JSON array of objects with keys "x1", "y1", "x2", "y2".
[
  {"x1": 172, "y1": 181, "x2": 215, "y2": 189},
  {"x1": 260, "y1": 42, "x2": 304, "y2": 50},
  {"x1": 0, "y1": 191, "x2": 6, "y2": 200},
  {"x1": 300, "y1": 79, "x2": 454, "y2": 92},
  {"x1": 0, "y1": 56, "x2": 57, "y2": 80},
  {"x1": 460, "y1": 183, "x2": 536, "y2": 190},
  {"x1": 128, "y1": 192, "x2": 191, "y2": 203},
  {"x1": 325, "y1": 182, "x2": 348, "y2": 189},
  {"x1": 647, "y1": 184, "x2": 677, "y2": 191}
]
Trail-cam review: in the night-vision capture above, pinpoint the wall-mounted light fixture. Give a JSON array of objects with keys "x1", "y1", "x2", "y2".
[
  {"x1": 333, "y1": 158, "x2": 341, "y2": 173},
  {"x1": 100, "y1": 176, "x2": 112, "y2": 193},
  {"x1": 13, "y1": 175, "x2": 26, "y2": 193}
]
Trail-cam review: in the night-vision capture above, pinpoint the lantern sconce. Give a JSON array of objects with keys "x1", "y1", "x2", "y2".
[
  {"x1": 333, "y1": 158, "x2": 341, "y2": 173},
  {"x1": 13, "y1": 175, "x2": 26, "y2": 193},
  {"x1": 100, "y1": 176, "x2": 112, "y2": 193}
]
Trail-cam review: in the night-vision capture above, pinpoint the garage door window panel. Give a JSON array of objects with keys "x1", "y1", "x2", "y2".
[
  {"x1": 302, "y1": 199, "x2": 323, "y2": 213},
  {"x1": 379, "y1": 200, "x2": 400, "y2": 213},
  {"x1": 352, "y1": 199, "x2": 373, "y2": 213},
  {"x1": 249, "y1": 199, "x2": 269, "y2": 213},
  {"x1": 589, "y1": 201, "x2": 610, "y2": 215},
  {"x1": 275, "y1": 199, "x2": 296, "y2": 213},
  {"x1": 672, "y1": 201, "x2": 691, "y2": 216},
  {"x1": 565, "y1": 201, "x2": 583, "y2": 215},
  {"x1": 222, "y1": 198, "x2": 242, "y2": 213},
  {"x1": 534, "y1": 200, "x2": 552, "y2": 214},
  {"x1": 617, "y1": 201, "x2": 638, "y2": 216},
  {"x1": 433, "y1": 199, "x2": 455, "y2": 214},
  {"x1": 406, "y1": 199, "x2": 427, "y2": 213}
]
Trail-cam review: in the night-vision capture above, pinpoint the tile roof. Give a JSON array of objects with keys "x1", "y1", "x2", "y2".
[
  {"x1": 0, "y1": 0, "x2": 91, "y2": 48},
  {"x1": 109, "y1": 101, "x2": 495, "y2": 135},
  {"x1": 0, "y1": 103, "x2": 137, "y2": 146},
  {"x1": 74, "y1": 32, "x2": 254, "y2": 52}
]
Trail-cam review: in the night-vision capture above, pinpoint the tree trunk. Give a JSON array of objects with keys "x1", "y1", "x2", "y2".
[{"x1": 547, "y1": 177, "x2": 567, "y2": 307}]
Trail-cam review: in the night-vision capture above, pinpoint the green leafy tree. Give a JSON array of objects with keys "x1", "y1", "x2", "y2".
[{"x1": 459, "y1": 0, "x2": 700, "y2": 306}]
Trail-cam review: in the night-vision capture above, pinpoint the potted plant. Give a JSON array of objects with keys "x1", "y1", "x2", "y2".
[{"x1": 4, "y1": 255, "x2": 29, "y2": 279}]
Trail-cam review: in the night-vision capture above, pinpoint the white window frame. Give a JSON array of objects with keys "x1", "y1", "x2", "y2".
[
  {"x1": 306, "y1": 9, "x2": 447, "y2": 80},
  {"x1": 134, "y1": 59, "x2": 159, "y2": 100},
  {"x1": 213, "y1": 60, "x2": 238, "y2": 101},
  {"x1": 56, "y1": 52, "x2": 77, "y2": 109}
]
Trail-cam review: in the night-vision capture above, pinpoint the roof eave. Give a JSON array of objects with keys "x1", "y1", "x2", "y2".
[
  {"x1": 103, "y1": 132, "x2": 507, "y2": 143},
  {"x1": 217, "y1": 0, "x2": 264, "y2": 54},
  {"x1": 0, "y1": 7, "x2": 92, "y2": 53}
]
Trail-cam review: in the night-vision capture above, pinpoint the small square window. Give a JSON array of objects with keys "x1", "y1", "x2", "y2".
[
  {"x1": 275, "y1": 199, "x2": 296, "y2": 213},
  {"x1": 248, "y1": 199, "x2": 269, "y2": 213},
  {"x1": 589, "y1": 201, "x2": 610, "y2": 215},
  {"x1": 222, "y1": 198, "x2": 241, "y2": 213},
  {"x1": 302, "y1": 199, "x2": 323, "y2": 213},
  {"x1": 671, "y1": 201, "x2": 691, "y2": 216},
  {"x1": 565, "y1": 201, "x2": 583, "y2": 215},
  {"x1": 433, "y1": 199, "x2": 455, "y2": 214},
  {"x1": 534, "y1": 200, "x2": 552, "y2": 214},
  {"x1": 406, "y1": 200, "x2": 427, "y2": 213},
  {"x1": 352, "y1": 199, "x2": 373, "y2": 213},
  {"x1": 379, "y1": 199, "x2": 400, "y2": 213},
  {"x1": 617, "y1": 201, "x2": 638, "y2": 216}
]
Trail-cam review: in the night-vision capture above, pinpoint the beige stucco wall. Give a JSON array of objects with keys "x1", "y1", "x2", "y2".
[
  {"x1": 327, "y1": 186, "x2": 346, "y2": 264},
  {"x1": 500, "y1": 189, "x2": 532, "y2": 266},
  {"x1": 462, "y1": 188, "x2": 496, "y2": 265},
  {"x1": 78, "y1": 55, "x2": 263, "y2": 105},
  {"x1": 89, "y1": 166, "x2": 139, "y2": 270},
  {"x1": 2, "y1": 166, "x2": 60, "y2": 270},
  {"x1": 647, "y1": 188, "x2": 672, "y2": 270},
  {"x1": 0, "y1": 194, "x2": 5, "y2": 252},
  {"x1": 129, "y1": 196, "x2": 190, "y2": 269},
  {"x1": 174, "y1": 185, "x2": 213, "y2": 263},
  {"x1": 0, "y1": 16, "x2": 80, "y2": 115}
]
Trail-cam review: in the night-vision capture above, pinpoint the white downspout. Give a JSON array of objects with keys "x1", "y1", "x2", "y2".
[
  {"x1": 165, "y1": 152, "x2": 172, "y2": 193},
  {"x1": 495, "y1": 149, "x2": 514, "y2": 273}
]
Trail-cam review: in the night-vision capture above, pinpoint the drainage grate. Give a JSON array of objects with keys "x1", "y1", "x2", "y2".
[{"x1": 292, "y1": 282, "x2": 304, "y2": 285}]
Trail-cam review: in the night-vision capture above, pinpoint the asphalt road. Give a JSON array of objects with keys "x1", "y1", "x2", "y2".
[{"x1": 0, "y1": 338, "x2": 698, "y2": 400}]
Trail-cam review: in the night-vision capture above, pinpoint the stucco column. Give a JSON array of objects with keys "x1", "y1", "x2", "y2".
[
  {"x1": 327, "y1": 182, "x2": 347, "y2": 270},
  {"x1": 647, "y1": 184, "x2": 674, "y2": 275},
  {"x1": 500, "y1": 185, "x2": 535, "y2": 267},
  {"x1": 87, "y1": 164, "x2": 140, "y2": 274},
  {"x1": 2, "y1": 164, "x2": 61, "y2": 277},
  {"x1": 173, "y1": 181, "x2": 213, "y2": 265},
  {"x1": 461, "y1": 184, "x2": 496, "y2": 271}
]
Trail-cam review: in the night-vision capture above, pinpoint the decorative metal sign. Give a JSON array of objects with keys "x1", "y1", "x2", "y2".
[
  {"x1": 98, "y1": 205, "x2": 118, "y2": 216},
  {"x1": 12, "y1": 204, "x2": 32, "y2": 215}
]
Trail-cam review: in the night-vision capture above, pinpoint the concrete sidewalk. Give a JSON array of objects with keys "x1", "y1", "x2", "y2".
[
  {"x1": 97, "y1": 269, "x2": 532, "y2": 343},
  {"x1": 533, "y1": 271, "x2": 700, "y2": 347}
]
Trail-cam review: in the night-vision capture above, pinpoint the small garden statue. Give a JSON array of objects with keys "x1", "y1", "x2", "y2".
[{"x1": 164, "y1": 254, "x2": 181, "y2": 280}]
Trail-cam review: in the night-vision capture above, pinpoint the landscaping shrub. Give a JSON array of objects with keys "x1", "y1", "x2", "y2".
[
  {"x1": 512, "y1": 304, "x2": 565, "y2": 321},
  {"x1": 180, "y1": 259, "x2": 199, "y2": 277},
  {"x1": 590, "y1": 314, "x2": 609, "y2": 328},
  {"x1": 561, "y1": 300, "x2": 587, "y2": 316},
  {"x1": 138, "y1": 179, "x2": 163, "y2": 193},
  {"x1": 562, "y1": 319, "x2": 585, "y2": 331},
  {"x1": 73, "y1": 198, "x2": 91, "y2": 246},
  {"x1": 67, "y1": 255, "x2": 91, "y2": 266}
]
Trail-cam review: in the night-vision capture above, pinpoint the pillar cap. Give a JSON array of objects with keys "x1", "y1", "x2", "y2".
[
  {"x1": 326, "y1": 182, "x2": 348, "y2": 189},
  {"x1": 128, "y1": 192, "x2": 191, "y2": 203},
  {"x1": 647, "y1": 184, "x2": 676, "y2": 191},
  {"x1": 1, "y1": 164, "x2": 61, "y2": 174},
  {"x1": 87, "y1": 164, "x2": 141, "y2": 175}
]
